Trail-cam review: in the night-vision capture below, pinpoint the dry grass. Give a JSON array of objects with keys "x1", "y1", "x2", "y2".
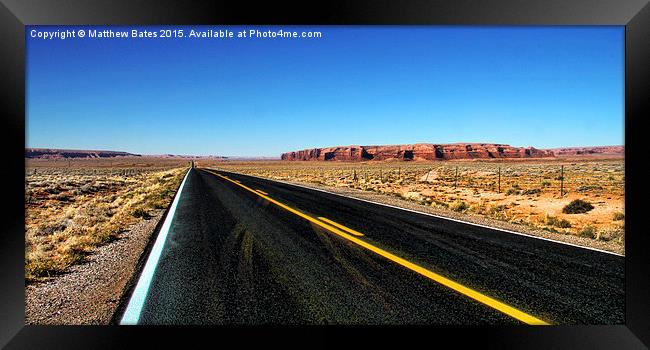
[
  {"x1": 25, "y1": 158, "x2": 188, "y2": 282},
  {"x1": 202, "y1": 158, "x2": 625, "y2": 247}
]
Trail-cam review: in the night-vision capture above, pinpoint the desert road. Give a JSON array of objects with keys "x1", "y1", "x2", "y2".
[{"x1": 118, "y1": 168, "x2": 624, "y2": 325}]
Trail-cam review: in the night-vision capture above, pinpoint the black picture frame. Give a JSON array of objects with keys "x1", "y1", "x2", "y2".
[{"x1": 1, "y1": 0, "x2": 648, "y2": 348}]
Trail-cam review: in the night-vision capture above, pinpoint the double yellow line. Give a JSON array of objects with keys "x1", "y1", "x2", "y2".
[{"x1": 205, "y1": 169, "x2": 549, "y2": 325}]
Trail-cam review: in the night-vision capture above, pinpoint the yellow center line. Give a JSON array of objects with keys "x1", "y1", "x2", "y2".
[
  {"x1": 204, "y1": 168, "x2": 550, "y2": 325},
  {"x1": 317, "y1": 217, "x2": 364, "y2": 237},
  {"x1": 256, "y1": 189, "x2": 269, "y2": 195}
]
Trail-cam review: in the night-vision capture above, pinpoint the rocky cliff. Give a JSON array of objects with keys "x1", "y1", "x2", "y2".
[{"x1": 281, "y1": 143, "x2": 554, "y2": 161}]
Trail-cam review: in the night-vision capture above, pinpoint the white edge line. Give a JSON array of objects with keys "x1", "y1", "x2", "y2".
[
  {"x1": 208, "y1": 168, "x2": 623, "y2": 257},
  {"x1": 119, "y1": 168, "x2": 192, "y2": 325}
]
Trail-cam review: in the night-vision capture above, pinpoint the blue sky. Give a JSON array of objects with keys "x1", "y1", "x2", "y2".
[{"x1": 26, "y1": 26, "x2": 624, "y2": 157}]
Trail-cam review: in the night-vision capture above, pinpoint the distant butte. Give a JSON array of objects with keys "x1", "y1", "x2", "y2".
[{"x1": 281, "y1": 143, "x2": 555, "y2": 161}]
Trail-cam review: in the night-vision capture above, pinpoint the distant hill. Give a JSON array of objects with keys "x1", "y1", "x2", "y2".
[
  {"x1": 149, "y1": 154, "x2": 228, "y2": 159},
  {"x1": 25, "y1": 148, "x2": 231, "y2": 160},
  {"x1": 25, "y1": 148, "x2": 141, "y2": 159},
  {"x1": 544, "y1": 146, "x2": 624, "y2": 157},
  {"x1": 225, "y1": 156, "x2": 279, "y2": 160}
]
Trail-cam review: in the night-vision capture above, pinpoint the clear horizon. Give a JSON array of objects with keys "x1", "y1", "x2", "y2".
[
  {"x1": 27, "y1": 26, "x2": 624, "y2": 157},
  {"x1": 24, "y1": 143, "x2": 624, "y2": 158}
]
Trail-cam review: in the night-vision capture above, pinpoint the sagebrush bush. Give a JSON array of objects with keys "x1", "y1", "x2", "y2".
[
  {"x1": 578, "y1": 225, "x2": 597, "y2": 239},
  {"x1": 490, "y1": 204, "x2": 507, "y2": 213},
  {"x1": 132, "y1": 207, "x2": 150, "y2": 218},
  {"x1": 562, "y1": 199, "x2": 594, "y2": 214},
  {"x1": 545, "y1": 215, "x2": 572, "y2": 228},
  {"x1": 577, "y1": 185, "x2": 603, "y2": 192},
  {"x1": 450, "y1": 201, "x2": 469, "y2": 212},
  {"x1": 469, "y1": 202, "x2": 487, "y2": 214},
  {"x1": 506, "y1": 187, "x2": 520, "y2": 195},
  {"x1": 612, "y1": 212, "x2": 625, "y2": 221},
  {"x1": 523, "y1": 188, "x2": 541, "y2": 195}
]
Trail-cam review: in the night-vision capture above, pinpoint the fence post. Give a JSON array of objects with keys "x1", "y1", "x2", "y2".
[
  {"x1": 454, "y1": 166, "x2": 458, "y2": 188},
  {"x1": 498, "y1": 166, "x2": 501, "y2": 193},
  {"x1": 560, "y1": 165, "x2": 564, "y2": 197},
  {"x1": 424, "y1": 168, "x2": 430, "y2": 182}
]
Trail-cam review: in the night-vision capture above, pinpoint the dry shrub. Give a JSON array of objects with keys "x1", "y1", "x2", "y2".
[
  {"x1": 545, "y1": 215, "x2": 572, "y2": 228},
  {"x1": 578, "y1": 225, "x2": 597, "y2": 238},
  {"x1": 563, "y1": 199, "x2": 594, "y2": 214},
  {"x1": 450, "y1": 201, "x2": 469, "y2": 212},
  {"x1": 25, "y1": 167, "x2": 186, "y2": 282}
]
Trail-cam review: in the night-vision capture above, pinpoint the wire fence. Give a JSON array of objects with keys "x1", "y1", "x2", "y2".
[
  {"x1": 216, "y1": 161, "x2": 624, "y2": 197},
  {"x1": 25, "y1": 158, "x2": 192, "y2": 176}
]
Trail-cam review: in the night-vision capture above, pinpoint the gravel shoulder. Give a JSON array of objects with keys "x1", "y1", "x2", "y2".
[
  {"x1": 224, "y1": 172, "x2": 625, "y2": 256},
  {"x1": 25, "y1": 209, "x2": 165, "y2": 325}
]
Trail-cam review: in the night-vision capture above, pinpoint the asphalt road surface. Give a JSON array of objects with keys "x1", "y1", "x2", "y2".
[{"x1": 119, "y1": 168, "x2": 624, "y2": 325}]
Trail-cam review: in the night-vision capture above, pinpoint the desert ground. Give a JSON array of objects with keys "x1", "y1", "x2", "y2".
[
  {"x1": 25, "y1": 158, "x2": 188, "y2": 282},
  {"x1": 200, "y1": 157, "x2": 624, "y2": 254}
]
